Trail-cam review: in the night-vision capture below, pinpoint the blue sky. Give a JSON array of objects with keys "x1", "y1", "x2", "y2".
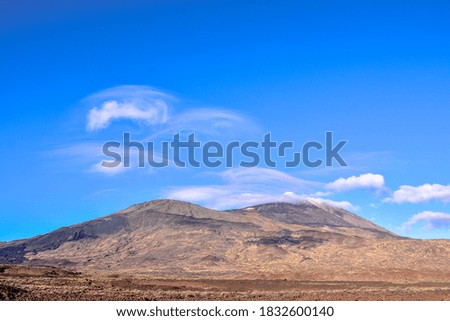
[{"x1": 1, "y1": 0, "x2": 449, "y2": 241}]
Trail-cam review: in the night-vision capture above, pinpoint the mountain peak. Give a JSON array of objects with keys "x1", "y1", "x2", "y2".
[
  {"x1": 124, "y1": 199, "x2": 204, "y2": 214},
  {"x1": 244, "y1": 200, "x2": 389, "y2": 233},
  {"x1": 0, "y1": 199, "x2": 399, "y2": 270}
]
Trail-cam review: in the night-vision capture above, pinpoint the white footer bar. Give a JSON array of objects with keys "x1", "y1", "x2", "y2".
[{"x1": 0, "y1": 301, "x2": 448, "y2": 321}]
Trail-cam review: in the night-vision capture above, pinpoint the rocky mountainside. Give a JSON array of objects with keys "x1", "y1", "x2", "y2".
[{"x1": 0, "y1": 200, "x2": 448, "y2": 281}]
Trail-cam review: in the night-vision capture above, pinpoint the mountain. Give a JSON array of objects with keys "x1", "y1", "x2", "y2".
[
  {"x1": 0, "y1": 200, "x2": 448, "y2": 281},
  {"x1": 234, "y1": 201, "x2": 394, "y2": 234}
]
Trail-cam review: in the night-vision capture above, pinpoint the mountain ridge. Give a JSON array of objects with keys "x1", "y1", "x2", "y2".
[{"x1": 0, "y1": 199, "x2": 448, "y2": 282}]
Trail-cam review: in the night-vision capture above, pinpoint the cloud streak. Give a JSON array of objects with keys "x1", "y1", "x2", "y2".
[
  {"x1": 165, "y1": 167, "x2": 357, "y2": 210},
  {"x1": 85, "y1": 85, "x2": 172, "y2": 131},
  {"x1": 326, "y1": 173, "x2": 385, "y2": 192},
  {"x1": 386, "y1": 184, "x2": 450, "y2": 204},
  {"x1": 55, "y1": 85, "x2": 260, "y2": 175},
  {"x1": 401, "y1": 211, "x2": 450, "y2": 231},
  {"x1": 87, "y1": 100, "x2": 169, "y2": 131},
  {"x1": 84, "y1": 85, "x2": 258, "y2": 138}
]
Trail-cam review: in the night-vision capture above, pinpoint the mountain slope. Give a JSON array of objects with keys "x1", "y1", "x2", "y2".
[
  {"x1": 232, "y1": 200, "x2": 394, "y2": 236},
  {"x1": 0, "y1": 200, "x2": 448, "y2": 281}
]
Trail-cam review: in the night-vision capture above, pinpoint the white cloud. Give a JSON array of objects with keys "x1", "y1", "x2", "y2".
[
  {"x1": 401, "y1": 211, "x2": 450, "y2": 231},
  {"x1": 142, "y1": 108, "x2": 258, "y2": 141},
  {"x1": 166, "y1": 167, "x2": 315, "y2": 208},
  {"x1": 89, "y1": 161, "x2": 129, "y2": 175},
  {"x1": 167, "y1": 185, "x2": 287, "y2": 209},
  {"x1": 165, "y1": 167, "x2": 356, "y2": 211},
  {"x1": 84, "y1": 85, "x2": 258, "y2": 137},
  {"x1": 309, "y1": 190, "x2": 333, "y2": 197},
  {"x1": 87, "y1": 100, "x2": 169, "y2": 131},
  {"x1": 168, "y1": 186, "x2": 279, "y2": 207},
  {"x1": 86, "y1": 86, "x2": 171, "y2": 131},
  {"x1": 55, "y1": 85, "x2": 260, "y2": 175},
  {"x1": 167, "y1": 186, "x2": 234, "y2": 203},
  {"x1": 168, "y1": 108, "x2": 255, "y2": 134},
  {"x1": 326, "y1": 173, "x2": 385, "y2": 192},
  {"x1": 52, "y1": 140, "x2": 159, "y2": 175},
  {"x1": 219, "y1": 167, "x2": 315, "y2": 186},
  {"x1": 167, "y1": 185, "x2": 357, "y2": 211},
  {"x1": 306, "y1": 197, "x2": 358, "y2": 211},
  {"x1": 385, "y1": 184, "x2": 450, "y2": 204}
]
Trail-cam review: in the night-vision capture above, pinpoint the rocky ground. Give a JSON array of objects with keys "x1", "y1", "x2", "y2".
[{"x1": 1, "y1": 265, "x2": 449, "y2": 301}]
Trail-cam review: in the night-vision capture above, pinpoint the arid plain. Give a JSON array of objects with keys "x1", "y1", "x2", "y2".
[{"x1": 1, "y1": 200, "x2": 449, "y2": 300}]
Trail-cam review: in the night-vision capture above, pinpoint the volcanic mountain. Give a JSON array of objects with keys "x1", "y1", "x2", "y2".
[{"x1": 0, "y1": 200, "x2": 449, "y2": 281}]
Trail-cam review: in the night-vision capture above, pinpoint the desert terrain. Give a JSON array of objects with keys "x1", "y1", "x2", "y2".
[
  {"x1": 0, "y1": 265, "x2": 449, "y2": 301},
  {"x1": 0, "y1": 200, "x2": 449, "y2": 300}
]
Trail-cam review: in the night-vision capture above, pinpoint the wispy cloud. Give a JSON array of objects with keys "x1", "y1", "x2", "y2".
[
  {"x1": 401, "y1": 211, "x2": 450, "y2": 231},
  {"x1": 85, "y1": 85, "x2": 172, "y2": 131},
  {"x1": 385, "y1": 184, "x2": 450, "y2": 204},
  {"x1": 84, "y1": 85, "x2": 258, "y2": 138},
  {"x1": 167, "y1": 186, "x2": 293, "y2": 209},
  {"x1": 87, "y1": 100, "x2": 169, "y2": 131},
  {"x1": 306, "y1": 197, "x2": 358, "y2": 211},
  {"x1": 218, "y1": 167, "x2": 314, "y2": 186},
  {"x1": 166, "y1": 185, "x2": 357, "y2": 211},
  {"x1": 55, "y1": 85, "x2": 260, "y2": 175},
  {"x1": 167, "y1": 186, "x2": 295, "y2": 208},
  {"x1": 165, "y1": 167, "x2": 357, "y2": 210},
  {"x1": 154, "y1": 108, "x2": 258, "y2": 138},
  {"x1": 301, "y1": 151, "x2": 395, "y2": 177},
  {"x1": 84, "y1": 188, "x2": 119, "y2": 200},
  {"x1": 89, "y1": 161, "x2": 129, "y2": 175},
  {"x1": 326, "y1": 173, "x2": 385, "y2": 192},
  {"x1": 166, "y1": 167, "x2": 316, "y2": 209}
]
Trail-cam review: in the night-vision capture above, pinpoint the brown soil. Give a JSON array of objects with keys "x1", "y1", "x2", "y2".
[{"x1": 0, "y1": 265, "x2": 448, "y2": 301}]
